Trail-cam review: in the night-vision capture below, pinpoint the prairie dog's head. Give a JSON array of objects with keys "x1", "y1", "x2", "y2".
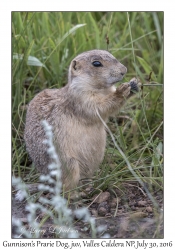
[{"x1": 68, "y1": 49, "x2": 127, "y2": 92}]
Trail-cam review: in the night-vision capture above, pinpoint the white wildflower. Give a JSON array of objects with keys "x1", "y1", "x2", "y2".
[{"x1": 15, "y1": 190, "x2": 28, "y2": 201}]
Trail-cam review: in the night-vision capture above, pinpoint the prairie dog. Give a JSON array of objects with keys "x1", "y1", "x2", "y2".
[{"x1": 24, "y1": 49, "x2": 138, "y2": 191}]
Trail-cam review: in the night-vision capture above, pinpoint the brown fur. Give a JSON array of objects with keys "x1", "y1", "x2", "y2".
[{"x1": 24, "y1": 49, "x2": 138, "y2": 190}]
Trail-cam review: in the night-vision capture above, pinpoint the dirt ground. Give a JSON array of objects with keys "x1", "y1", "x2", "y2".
[{"x1": 12, "y1": 182, "x2": 163, "y2": 239}]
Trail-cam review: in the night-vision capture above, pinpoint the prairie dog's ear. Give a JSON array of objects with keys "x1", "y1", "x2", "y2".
[
  {"x1": 71, "y1": 60, "x2": 81, "y2": 75},
  {"x1": 72, "y1": 60, "x2": 77, "y2": 70}
]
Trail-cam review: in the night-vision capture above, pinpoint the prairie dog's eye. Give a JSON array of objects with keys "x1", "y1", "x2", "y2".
[{"x1": 92, "y1": 61, "x2": 103, "y2": 67}]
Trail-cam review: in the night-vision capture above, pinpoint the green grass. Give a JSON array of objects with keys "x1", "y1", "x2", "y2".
[{"x1": 12, "y1": 12, "x2": 163, "y2": 204}]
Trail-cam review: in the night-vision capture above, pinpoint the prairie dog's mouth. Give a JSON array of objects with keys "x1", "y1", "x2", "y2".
[{"x1": 108, "y1": 78, "x2": 124, "y2": 87}]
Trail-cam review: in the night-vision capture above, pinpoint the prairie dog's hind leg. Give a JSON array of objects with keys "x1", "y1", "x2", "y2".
[{"x1": 62, "y1": 158, "x2": 81, "y2": 192}]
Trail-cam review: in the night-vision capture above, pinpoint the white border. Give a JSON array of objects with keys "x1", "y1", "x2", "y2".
[{"x1": 0, "y1": 0, "x2": 175, "y2": 248}]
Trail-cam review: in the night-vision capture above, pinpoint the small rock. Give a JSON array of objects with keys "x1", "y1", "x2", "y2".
[
  {"x1": 80, "y1": 192, "x2": 87, "y2": 198},
  {"x1": 85, "y1": 187, "x2": 93, "y2": 193},
  {"x1": 109, "y1": 197, "x2": 120, "y2": 208},
  {"x1": 98, "y1": 207, "x2": 106, "y2": 216},
  {"x1": 97, "y1": 202, "x2": 110, "y2": 216},
  {"x1": 96, "y1": 192, "x2": 110, "y2": 204},
  {"x1": 137, "y1": 200, "x2": 147, "y2": 207},
  {"x1": 146, "y1": 206, "x2": 153, "y2": 213},
  {"x1": 131, "y1": 206, "x2": 137, "y2": 211},
  {"x1": 129, "y1": 211, "x2": 147, "y2": 220},
  {"x1": 90, "y1": 209, "x2": 98, "y2": 217},
  {"x1": 110, "y1": 202, "x2": 116, "y2": 208}
]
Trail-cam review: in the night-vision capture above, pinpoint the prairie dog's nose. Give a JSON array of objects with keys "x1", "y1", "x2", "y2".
[{"x1": 120, "y1": 65, "x2": 127, "y2": 76}]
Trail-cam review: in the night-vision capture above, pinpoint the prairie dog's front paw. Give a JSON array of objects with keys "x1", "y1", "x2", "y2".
[{"x1": 116, "y1": 82, "x2": 131, "y2": 98}]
